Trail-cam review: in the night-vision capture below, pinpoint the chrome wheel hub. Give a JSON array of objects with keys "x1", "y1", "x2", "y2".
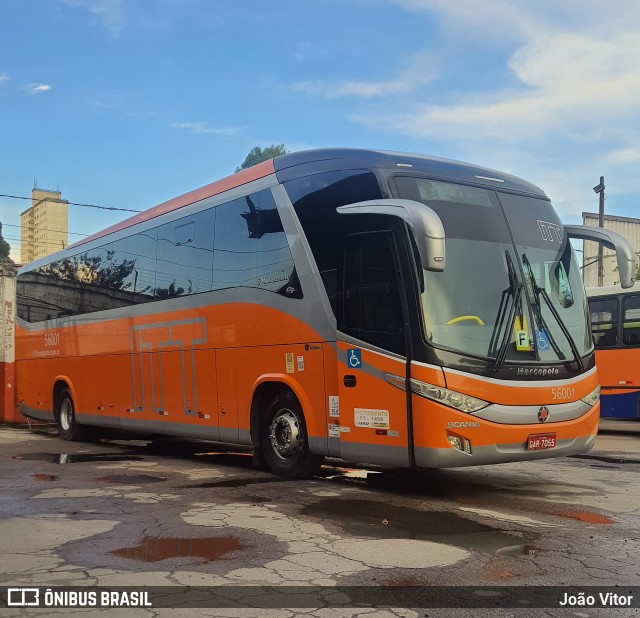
[
  {"x1": 269, "y1": 409, "x2": 300, "y2": 460},
  {"x1": 60, "y1": 399, "x2": 72, "y2": 431}
]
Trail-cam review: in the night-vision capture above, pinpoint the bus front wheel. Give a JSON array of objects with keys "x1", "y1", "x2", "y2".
[
  {"x1": 260, "y1": 392, "x2": 323, "y2": 478},
  {"x1": 55, "y1": 388, "x2": 87, "y2": 441}
]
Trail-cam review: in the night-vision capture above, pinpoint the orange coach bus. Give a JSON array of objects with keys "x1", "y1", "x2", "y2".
[
  {"x1": 15, "y1": 149, "x2": 636, "y2": 477},
  {"x1": 587, "y1": 283, "x2": 640, "y2": 420}
]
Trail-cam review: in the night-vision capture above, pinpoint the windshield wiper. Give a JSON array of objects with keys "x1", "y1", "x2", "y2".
[
  {"x1": 489, "y1": 251, "x2": 523, "y2": 373},
  {"x1": 522, "y1": 253, "x2": 585, "y2": 372}
]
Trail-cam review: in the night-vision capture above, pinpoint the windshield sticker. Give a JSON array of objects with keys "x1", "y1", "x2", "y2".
[
  {"x1": 536, "y1": 330, "x2": 551, "y2": 351},
  {"x1": 514, "y1": 315, "x2": 531, "y2": 351},
  {"x1": 537, "y1": 220, "x2": 562, "y2": 243}
]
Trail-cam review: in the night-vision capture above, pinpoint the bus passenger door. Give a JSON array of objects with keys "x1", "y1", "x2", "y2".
[{"x1": 336, "y1": 232, "x2": 411, "y2": 467}]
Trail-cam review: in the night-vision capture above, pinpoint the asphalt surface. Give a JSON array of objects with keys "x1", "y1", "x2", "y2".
[{"x1": 0, "y1": 420, "x2": 639, "y2": 617}]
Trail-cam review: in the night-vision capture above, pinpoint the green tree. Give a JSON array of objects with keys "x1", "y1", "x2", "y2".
[
  {"x1": 0, "y1": 222, "x2": 13, "y2": 263},
  {"x1": 236, "y1": 144, "x2": 288, "y2": 172}
]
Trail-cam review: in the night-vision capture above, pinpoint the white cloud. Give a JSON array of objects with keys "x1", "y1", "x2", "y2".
[
  {"x1": 0, "y1": 72, "x2": 9, "y2": 85},
  {"x1": 61, "y1": 0, "x2": 126, "y2": 37},
  {"x1": 293, "y1": 50, "x2": 440, "y2": 99},
  {"x1": 171, "y1": 122, "x2": 246, "y2": 137},
  {"x1": 334, "y1": 1, "x2": 640, "y2": 220},
  {"x1": 365, "y1": 29, "x2": 640, "y2": 144},
  {"x1": 605, "y1": 148, "x2": 640, "y2": 165},
  {"x1": 26, "y1": 84, "x2": 52, "y2": 94}
]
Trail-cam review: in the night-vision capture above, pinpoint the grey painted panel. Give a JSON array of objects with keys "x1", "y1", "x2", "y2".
[
  {"x1": 473, "y1": 400, "x2": 592, "y2": 424},
  {"x1": 414, "y1": 433, "x2": 596, "y2": 468},
  {"x1": 271, "y1": 184, "x2": 337, "y2": 339},
  {"x1": 219, "y1": 426, "x2": 239, "y2": 444},
  {"x1": 327, "y1": 436, "x2": 341, "y2": 458},
  {"x1": 118, "y1": 417, "x2": 221, "y2": 441},
  {"x1": 18, "y1": 285, "x2": 330, "y2": 339},
  {"x1": 308, "y1": 435, "x2": 329, "y2": 456},
  {"x1": 76, "y1": 413, "x2": 121, "y2": 429},
  {"x1": 18, "y1": 404, "x2": 53, "y2": 422},
  {"x1": 444, "y1": 365, "x2": 597, "y2": 389},
  {"x1": 340, "y1": 442, "x2": 410, "y2": 467}
]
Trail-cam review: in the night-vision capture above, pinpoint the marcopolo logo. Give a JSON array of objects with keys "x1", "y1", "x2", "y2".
[
  {"x1": 516, "y1": 367, "x2": 559, "y2": 377},
  {"x1": 538, "y1": 406, "x2": 550, "y2": 423}
]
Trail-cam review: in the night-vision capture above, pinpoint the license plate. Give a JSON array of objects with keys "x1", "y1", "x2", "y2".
[{"x1": 527, "y1": 432, "x2": 556, "y2": 450}]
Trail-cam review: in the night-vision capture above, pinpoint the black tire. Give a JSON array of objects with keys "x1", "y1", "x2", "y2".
[
  {"x1": 260, "y1": 391, "x2": 324, "y2": 478},
  {"x1": 55, "y1": 387, "x2": 87, "y2": 441}
]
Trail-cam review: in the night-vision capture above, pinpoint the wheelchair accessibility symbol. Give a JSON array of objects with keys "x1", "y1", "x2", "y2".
[
  {"x1": 535, "y1": 329, "x2": 551, "y2": 351},
  {"x1": 347, "y1": 348, "x2": 362, "y2": 369}
]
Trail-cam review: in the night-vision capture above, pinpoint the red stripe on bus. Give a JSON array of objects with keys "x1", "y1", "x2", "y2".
[{"x1": 69, "y1": 159, "x2": 275, "y2": 249}]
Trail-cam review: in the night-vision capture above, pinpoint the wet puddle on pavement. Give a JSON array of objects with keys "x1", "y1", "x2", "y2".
[
  {"x1": 96, "y1": 474, "x2": 166, "y2": 485},
  {"x1": 32, "y1": 473, "x2": 59, "y2": 481},
  {"x1": 302, "y1": 498, "x2": 534, "y2": 556},
  {"x1": 570, "y1": 454, "x2": 640, "y2": 465},
  {"x1": 188, "y1": 477, "x2": 293, "y2": 489},
  {"x1": 12, "y1": 453, "x2": 144, "y2": 464},
  {"x1": 555, "y1": 510, "x2": 614, "y2": 525},
  {"x1": 112, "y1": 536, "x2": 244, "y2": 563}
]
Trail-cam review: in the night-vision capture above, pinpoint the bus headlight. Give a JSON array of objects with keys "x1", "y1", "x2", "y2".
[
  {"x1": 580, "y1": 385, "x2": 600, "y2": 407},
  {"x1": 410, "y1": 379, "x2": 489, "y2": 413}
]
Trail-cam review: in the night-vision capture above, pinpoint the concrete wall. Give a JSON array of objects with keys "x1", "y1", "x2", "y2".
[{"x1": 0, "y1": 262, "x2": 22, "y2": 423}]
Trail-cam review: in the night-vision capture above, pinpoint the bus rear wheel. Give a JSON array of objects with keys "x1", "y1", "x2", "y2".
[
  {"x1": 260, "y1": 392, "x2": 323, "y2": 478},
  {"x1": 55, "y1": 388, "x2": 87, "y2": 441}
]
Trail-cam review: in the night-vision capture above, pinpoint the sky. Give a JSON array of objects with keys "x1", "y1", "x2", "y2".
[{"x1": 1, "y1": 0, "x2": 640, "y2": 263}]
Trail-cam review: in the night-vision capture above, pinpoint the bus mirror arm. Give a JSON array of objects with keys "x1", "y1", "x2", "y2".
[
  {"x1": 337, "y1": 199, "x2": 446, "y2": 272},
  {"x1": 565, "y1": 225, "x2": 636, "y2": 289}
]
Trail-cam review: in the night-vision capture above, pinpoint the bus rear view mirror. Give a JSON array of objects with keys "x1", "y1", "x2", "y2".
[
  {"x1": 565, "y1": 225, "x2": 636, "y2": 289},
  {"x1": 336, "y1": 199, "x2": 446, "y2": 272}
]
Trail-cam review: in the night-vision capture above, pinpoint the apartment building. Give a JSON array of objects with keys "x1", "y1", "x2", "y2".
[{"x1": 20, "y1": 188, "x2": 69, "y2": 263}]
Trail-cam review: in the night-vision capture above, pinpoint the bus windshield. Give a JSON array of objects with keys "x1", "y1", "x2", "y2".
[{"x1": 394, "y1": 177, "x2": 591, "y2": 363}]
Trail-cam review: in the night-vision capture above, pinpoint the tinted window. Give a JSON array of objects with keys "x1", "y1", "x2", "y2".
[
  {"x1": 213, "y1": 189, "x2": 300, "y2": 297},
  {"x1": 589, "y1": 297, "x2": 618, "y2": 348},
  {"x1": 16, "y1": 238, "x2": 158, "y2": 322},
  {"x1": 286, "y1": 170, "x2": 382, "y2": 311},
  {"x1": 17, "y1": 190, "x2": 300, "y2": 324},
  {"x1": 340, "y1": 232, "x2": 405, "y2": 355},
  {"x1": 110, "y1": 230, "x2": 157, "y2": 298},
  {"x1": 623, "y1": 294, "x2": 640, "y2": 346},
  {"x1": 157, "y1": 209, "x2": 214, "y2": 297}
]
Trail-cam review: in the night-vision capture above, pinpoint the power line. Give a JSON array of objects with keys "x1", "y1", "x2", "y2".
[
  {"x1": 0, "y1": 193, "x2": 142, "y2": 213},
  {"x1": 1, "y1": 223, "x2": 90, "y2": 237}
]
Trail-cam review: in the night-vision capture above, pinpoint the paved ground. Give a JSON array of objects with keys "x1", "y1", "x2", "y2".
[{"x1": 0, "y1": 421, "x2": 638, "y2": 617}]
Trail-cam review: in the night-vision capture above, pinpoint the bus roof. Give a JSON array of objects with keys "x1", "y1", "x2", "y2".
[
  {"x1": 68, "y1": 159, "x2": 275, "y2": 250},
  {"x1": 67, "y1": 148, "x2": 547, "y2": 251},
  {"x1": 274, "y1": 148, "x2": 547, "y2": 197}
]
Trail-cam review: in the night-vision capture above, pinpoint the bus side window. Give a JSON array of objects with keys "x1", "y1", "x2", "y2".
[
  {"x1": 588, "y1": 297, "x2": 618, "y2": 348},
  {"x1": 623, "y1": 294, "x2": 640, "y2": 346}
]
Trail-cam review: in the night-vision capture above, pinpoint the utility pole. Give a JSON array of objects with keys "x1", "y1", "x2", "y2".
[{"x1": 593, "y1": 176, "x2": 605, "y2": 286}]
